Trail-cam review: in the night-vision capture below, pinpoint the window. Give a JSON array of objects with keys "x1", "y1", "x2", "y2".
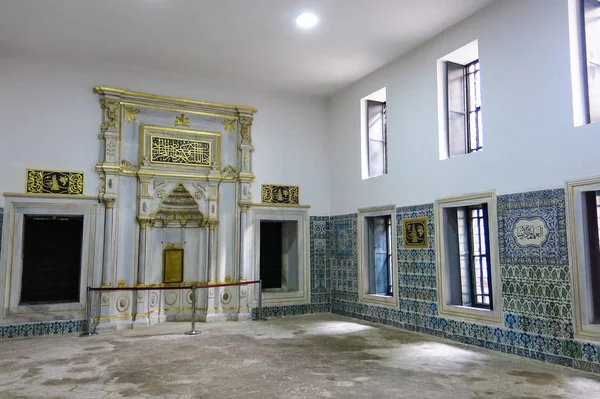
[
  {"x1": 435, "y1": 192, "x2": 501, "y2": 324},
  {"x1": 437, "y1": 40, "x2": 483, "y2": 159},
  {"x1": 456, "y1": 205, "x2": 492, "y2": 309},
  {"x1": 566, "y1": 177, "x2": 600, "y2": 340},
  {"x1": 358, "y1": 206, "x2": 398, "y2": 307},
  {"x1": 361, "y1": 88, "x2": 387, "y2": 179},
  {"x1": 569, "y1": 0, "x2": 600, "y2": 125}
]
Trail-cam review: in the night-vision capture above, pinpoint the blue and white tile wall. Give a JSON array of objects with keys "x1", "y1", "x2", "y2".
[
  {"x1": 0, "y1": 320, "x2": 87, "y2": 340},
  {"x1": 328, "y1": 190, "x2": 600, "y2": 374},
  {"x1": 330, "y1": 213, "x2": 359, "y2": 304}
]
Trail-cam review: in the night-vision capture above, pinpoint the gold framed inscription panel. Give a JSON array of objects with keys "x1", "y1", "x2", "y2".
[
  {"x1": 261, "y1": 184, "x2": 299, "y2": 205},
  {"x1": 140, "y1": 126, "x2": 221, "y2": 173},
  {"x1": 26, "y1": 169, "x2": 84, "y2": 196},
  {"x1": 163, "y1": 247, "x2": 184, "y2": 283},
  {"x1": 403, "y1": 217, "x2": 428, "y2": 249}
]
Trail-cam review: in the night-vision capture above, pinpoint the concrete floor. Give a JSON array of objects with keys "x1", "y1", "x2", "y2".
[{"x1": 2, "y1": 314, "x2": 600, "y2": 399}]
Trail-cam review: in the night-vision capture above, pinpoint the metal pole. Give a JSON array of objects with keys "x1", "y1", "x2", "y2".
[
  {"x1": 80, "y1": 287, "x2": 98, "y2": 337},
  {"x1": 255, "y1": 279, "x2": 266, "y2": 321},
  {"x1": 185, "y1": 285, "x2": 201, "y2": 335}
]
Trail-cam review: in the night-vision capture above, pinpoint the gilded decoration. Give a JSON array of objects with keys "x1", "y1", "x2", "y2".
[
  {"x1": 26, "y1": 169, "x2": 84, "y2": 196},
  {"x1": 163, "y1": 244, "x2": 184, "y2": 284},
  {"x1": 100, "y1": 100, "x2": 118, "y2": 131},
  {"x1": 222, "y1": 119, "x2": 236, "y2": 133},
  {"x1": 123, "y1": 105, "x2": 140, "y2": 123},
  {"x1": 261, "y1": 184, "x2": 299, "y2": 205},
  {"x1": 120, "y1": 160, "x2": 138, "y2": 172},
  {"x1": 174, "y1": 113, "x2": 190, "y2": 127},
  {"x1": 402, "y1": 217, "x2": 428, "y2": 249},
  {"x1": 154, "y1": 184, "x2": 205, "y2": 226},
  {"x1": 221, "y1": 165, "x2": 236, "y2": 178},
  {"x1": 150, "y1": 136, "x2": 211, "y2": 167},
  {"x1": 239, "y1": 116, "x2": 252, "y2": 144}
]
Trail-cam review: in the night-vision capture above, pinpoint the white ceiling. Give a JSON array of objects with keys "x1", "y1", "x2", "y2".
[{"x1": 0, "y1": 0, "x2": 495, "y2": 97}]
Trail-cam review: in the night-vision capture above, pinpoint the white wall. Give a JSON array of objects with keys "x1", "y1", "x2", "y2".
[
  {"x1": 327, "y1": 0, "x2": 600, "y2": 215},
  {"x1": 0, "y1": 55, "x2": 330, "y2": 215}
]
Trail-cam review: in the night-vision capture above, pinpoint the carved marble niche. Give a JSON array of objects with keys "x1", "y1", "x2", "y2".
[{"x1": 94, "y1": 87, "x2": 256, "y2": 328}]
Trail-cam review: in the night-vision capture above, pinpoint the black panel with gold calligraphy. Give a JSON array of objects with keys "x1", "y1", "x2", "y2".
[
  {"x1": 402, "y1": 217, "x2": 428, "y2": 248},
  {"x1": 261, "y1": 185, "x2": 299, "y2": 205},
  {"x1": 150, "y1": 136, "x2": 211, "y2": 166},
  {"x1": 26, "y1": 170, "x2": 84, "y2": 196}
]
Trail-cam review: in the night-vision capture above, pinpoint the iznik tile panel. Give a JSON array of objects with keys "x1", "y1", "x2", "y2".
[{"x1": 325, "y1": 191, "x2": 600, "y2": 374}]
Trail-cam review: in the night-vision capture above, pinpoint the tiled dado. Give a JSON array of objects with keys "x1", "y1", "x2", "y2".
[
  {"x1": 0, "y1": 319, "x2": 87, "y2": 340},
  {"x1": 329, "y1": 190, "x2": 600, "y2": 374},
  {"x1": 252, "y1": 303, "x2": 330, "y2": 318}
]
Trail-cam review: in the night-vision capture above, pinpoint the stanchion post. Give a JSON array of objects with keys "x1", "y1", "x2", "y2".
[
  {"x1": 185, "y1": 285, "x2": 201, "y2": 335},
  {"x1": 80, "y1": 287, "x2": 98, "y2": 337},
  {"x1": 254, "y1": 279, "x2": 266, "y2": 321}
]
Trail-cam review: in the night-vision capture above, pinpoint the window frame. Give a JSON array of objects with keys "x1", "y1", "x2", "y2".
[
  {"x1": 445, "y1": 59, "x2": 483, "y2": 157},
  {"x1": 358, "y1": 205, "x2": 399, "y2": 308},
  {"x1": 566, "y1": 176, "x2": 600, "y2": 341},
  {"x1": 465, "y1": 60, "x2": 483, "y2": 153},
  {"x1": 435, "y1": 191, "x2": 502, "y2": 325},
  {"x1": 569, "y1": 0, "x2": 600, "y2": 125},
  {"x1": 360, "y1": 88, "x2": 388, "y2": 180},
  {"x1": 365, "y1": 100, "x2": 388, "y2": 178},
  {"x1": 465, "y1": 204, "x2": 492, "y2": 309}
]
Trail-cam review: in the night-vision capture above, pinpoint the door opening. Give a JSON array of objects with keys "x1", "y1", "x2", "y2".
[
  {"x1": 259, "y1": 220, "x2": 299, "y2": 291},
  {"x1": 20, "y1": 215, "x2": 84, "y2": 304}
]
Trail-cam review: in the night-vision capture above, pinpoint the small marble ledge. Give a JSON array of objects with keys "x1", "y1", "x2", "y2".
[
  {"x1": 3, "y1": 193, "x2": 99, "y2": 201},
  {"x1": 250, "y1": 203, "x2": 311, "y2": 209}
]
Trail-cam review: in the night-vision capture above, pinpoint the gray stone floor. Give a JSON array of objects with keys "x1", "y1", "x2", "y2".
[{"x1": 2, "y1": 314, "x2": 600, "y2": 398}]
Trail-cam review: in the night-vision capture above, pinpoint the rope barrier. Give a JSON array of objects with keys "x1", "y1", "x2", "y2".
[{"x1": 80, "y1": 280, "x2": 264, "y2": 337}]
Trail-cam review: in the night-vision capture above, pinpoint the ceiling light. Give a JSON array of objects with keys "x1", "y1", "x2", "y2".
[{"x1": 296, "y1": 12, "x2": 319, "y2": 30}]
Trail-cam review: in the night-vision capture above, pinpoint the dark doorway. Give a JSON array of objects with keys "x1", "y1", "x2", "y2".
[
  {"x1": 260, "y1": 221, "x2": 283, "y2": 289},
  {"x1": 20, "y1": 215, "x2": 84, "y2": 304}
]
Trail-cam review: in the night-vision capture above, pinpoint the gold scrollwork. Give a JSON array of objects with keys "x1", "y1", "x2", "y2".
[
  {"x1": 222, "y1": 118, "x2": 236, "y2": 133},
  {"x1": 239, "y1": 116, "x2": 252, "y2": 144},
  {"x1": 221, "y1": 165, "x2": 236, "y2": 177},
  {"x1": 123, "y1": 105, "x2": 140, "y2": 123},
  {"x1": 26, "y1": 169, "x2": 84, "y2": 196},
  {"x1": 100, "y1": 100, "x2": 119, "y2": 131},
  {"x1": 174, "y1": 113, "x2": 190, "y2": 127},
  {"x1": 150, "y1": 136, "x2": 211, "y2": 166},
  {"x1": 120, "y1": 159, "x2": 138, "y2": 172},
  {"x1": 261, "y1": 184, "x2": 299, "y2": 205}
]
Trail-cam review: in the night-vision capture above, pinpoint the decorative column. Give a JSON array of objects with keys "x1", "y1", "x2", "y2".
[
  {"x1": 238, "y1": 203, "x2": 252, "y2": 319},
  {"x1": 237, "y1": 111, "x2": 255, "y2": 319},
  {"x1": 102, "y1": 198, "x2": 116, "y2": 286},
  {"x1": 137, "y1": 219, "x2": 149, "y2": 285},
  {"x1": 207, "y1": 220, "x2": 219, "y2": 284}
]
